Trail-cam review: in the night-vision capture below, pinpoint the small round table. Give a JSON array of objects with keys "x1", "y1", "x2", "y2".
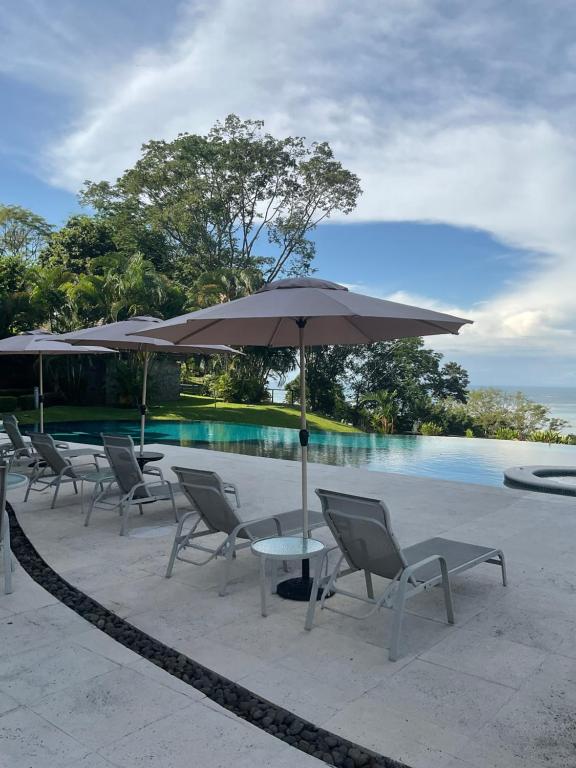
[
  {"x1": 135, "y1": 451, "x2": 164, "y2": 470},
  {"x1": 250, "y1": 536, "x2": 326, "y2": 629}
]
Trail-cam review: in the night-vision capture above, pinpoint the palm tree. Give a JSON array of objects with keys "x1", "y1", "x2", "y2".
[{"x1": 360, "y1": 389, "x2": 399, "y2": 434}]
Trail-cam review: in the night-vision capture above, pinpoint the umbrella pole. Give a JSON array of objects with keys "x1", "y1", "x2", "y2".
[
  {"x1": 277, "y1": 320, "x2": 318, "y2": 602},
  {"x1": 140, "y1": 352, "x2": 149, "y2": 456},
  {"x1": 299, "y1": 324, "x2": 309, "y2": 540},
  {"x1": 39, "y1": 352, "x2": 44, "y2": 433}
]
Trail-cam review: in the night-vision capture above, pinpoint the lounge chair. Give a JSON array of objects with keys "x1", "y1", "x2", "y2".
[
  {"x1": 0, "y1": 414, "x2": 96, "y2": 470},
  {"x1": 24, "y1": 433, "x2": 112, "y2": 510},
  {"x1": 309, "y1": 488, "x2": 507, "y2": 661},
  {"x1": 0, "y1": 462, "x2": 13, "y2": 594},
  {"x1": 1, "y1": 414, "x2": 68, "y2": 469},
  {"x1": 166, "y1": 466, "x2": 324, "y2": 595},
  {"x1": 87, "y1": 439, "x2": 178, "y2": 536}
]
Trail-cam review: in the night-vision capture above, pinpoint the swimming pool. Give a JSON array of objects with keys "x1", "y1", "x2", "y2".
[{"x1": 38, "y1": 419, "x2": 576, "y2": 488}]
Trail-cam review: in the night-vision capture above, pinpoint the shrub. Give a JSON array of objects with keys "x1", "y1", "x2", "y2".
[
  {"x1": 527, "y1": 430, "x2": 564, "y2": 444},
  {"x1": 43, "y1": 391, "x2": 66, "y2": 407},
  {"x1": 0, "y1": 388, "x2": 29, "y2": 398},
  {"x1": 18, "y1": 394, "x2": 36, "y2": 410},
  {"x1": 493, "y1": 427, "x2": 520, "y2": 440},
  {"x1": 420, "y1": 421, "x2": 444, "y2": 436},
  {"x1": 211, "y1": 372, "x2": 269, "y2": 404},
  {"x1": 0, "y1": 395, "x2": 18, "y2": 412},
  {"x1": 465, "y1": 428, "x2": 475, "y2": 438}
]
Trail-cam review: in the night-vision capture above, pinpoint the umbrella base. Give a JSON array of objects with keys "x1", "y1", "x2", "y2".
[{"x1": 276, "y1": 577, "x2": 332, "y2": 602}]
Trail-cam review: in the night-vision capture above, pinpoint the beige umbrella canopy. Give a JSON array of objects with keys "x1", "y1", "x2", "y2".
[
  {"x1": 60, "y1": 316, "x2": 239, "y2": 453},
  {"x1": 0, "y1": 330, "x2": 114, "y2": 431},
  {"x1": 131, "y1": 278, "x2": 472, "y2": 597}
]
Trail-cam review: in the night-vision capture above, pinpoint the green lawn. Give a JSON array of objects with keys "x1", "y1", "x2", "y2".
[{"x1": 18, "y1": 393, "x2": 361, "y2": 433}]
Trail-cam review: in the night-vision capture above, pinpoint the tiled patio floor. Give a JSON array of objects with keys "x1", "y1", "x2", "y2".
[{"x1": 3, "y1": 442, "x2": 576, "y2": 768}]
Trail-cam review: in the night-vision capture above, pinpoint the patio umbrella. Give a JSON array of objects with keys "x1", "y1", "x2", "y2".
[
  {"x1": 0, "y1": 330, "x2": 114, "y2": 432},
  {"x1": 59, "y1": 316, "x2": 239, "y2": 454},
  {"x1": 130, "y1": 278, "x2": 472, "y2": 597}
]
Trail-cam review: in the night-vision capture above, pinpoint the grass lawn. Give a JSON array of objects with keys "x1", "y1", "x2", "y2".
[{"x1": 18, "y1": 393, "x2": 361, "y2": 433}]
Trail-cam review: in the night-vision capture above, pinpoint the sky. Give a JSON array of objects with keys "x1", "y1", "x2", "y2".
[{"x1": 1, "y1": 0, "x2": 576, "y2": 386}]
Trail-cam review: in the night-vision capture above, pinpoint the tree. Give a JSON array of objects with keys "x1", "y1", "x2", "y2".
[
  {"x1": 360, "y1": 389, "x2": 399, "y2": 433},
  {"x1": 0, "y1": 205, "x2": 52, "y2": 261},
  {"x1": 40, "y1": 215, "x2": 117, "y2": 274},
  {"x1": 287, "y1": 346, "x2": 352, "y2": 415},
  {"x1": 465, "y1": 388, "x2": 551, "y2": 437},
  {"x1": 348, "y1": 338, "x2": 470, "y2": 431},
  {"x1": 432, "y1": 361, "x2": 469, "y2": 402},
  {"x1": 81, "y1": 115, "x2": 361, "y2": 282}
]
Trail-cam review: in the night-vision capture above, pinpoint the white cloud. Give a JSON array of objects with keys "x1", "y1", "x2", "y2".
[{"x1": 9, "y1": 0, "x2": 576, "y2": 365}]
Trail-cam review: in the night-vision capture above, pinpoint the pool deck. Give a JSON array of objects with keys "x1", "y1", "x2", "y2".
[{"x1": 3, "y1": 443, "x2": 576, "y2": 768}]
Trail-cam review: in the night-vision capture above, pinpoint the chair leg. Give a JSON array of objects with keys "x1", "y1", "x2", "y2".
[
  {"x1": 365, "y1": 570, "x2": 374, "y2": 599},
  {"x1": 24, "y1": 477, "x2": 33, "y2": 502},
  {"x1": 389, "y1": 579, "x2": 409, "y2": 662},
  {"x1": 2, "y1": 514, "x2": 12, "y2": 595},
  {"x1": 51, "y1": 480, "x2": 61, "y2": 509},
  {"x1": 166, "y1": 516, "x2": 188, "y2": 578},
  {"x1": 439, "y1": 561, "x2": 455, "y2": 625},
  {"x1": 498, "y1": 551, "x2": 508, "y2": 586},
  {"x1": 219, "y1": 538, "x2": 236, "y2": 596},
  {"x1": 119, "y1": 502, "x2": 130, "y2": 536}
]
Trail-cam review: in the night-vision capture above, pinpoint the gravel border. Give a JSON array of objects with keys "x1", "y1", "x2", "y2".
[{"x1": 6, "y1": 502, "x2": 408, "y2": 768}]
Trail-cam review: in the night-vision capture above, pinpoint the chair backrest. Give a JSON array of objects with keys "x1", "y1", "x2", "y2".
[
  {"x1": 0, "y1": 461, "x2": 7, "y2": 543},
  {"x1": 30, "y1": 433, "x2": 70, "y2": 475},
  {"x1": 1, "y1": 414, "x2": 29, "y2": 453},
  {"x1": 315, "y1": 488, "x2": 407, "y2": 579},
  {"x1": 103, "y1": 441, "x2": 148, "y2": 499},
  {"x1": 102, "y1": 433, "x2": 135, "y2": 450},
  {"x1": 172, "y1": 467, "x2": 240, "y2": 535}
]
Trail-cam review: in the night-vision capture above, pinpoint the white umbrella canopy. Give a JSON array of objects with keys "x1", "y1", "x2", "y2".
[
  {"x1": 0, "y1": 330, "x2": 114, "y2": 431},
  {"x1": 131, "y1": 278, "x2": 472, "y2": 598},
  {"x1": 59, "y1": 316, "x2": 240, "y2": 453}
]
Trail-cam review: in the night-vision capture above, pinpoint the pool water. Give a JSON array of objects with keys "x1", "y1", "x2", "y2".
[{"x1": 38, "y1": 419, "x2": 576, "y2": 488}]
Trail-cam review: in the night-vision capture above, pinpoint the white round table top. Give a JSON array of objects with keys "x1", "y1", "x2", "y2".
[{"x1": 251, "y1": 536, "x2": 325, "y2": 559}]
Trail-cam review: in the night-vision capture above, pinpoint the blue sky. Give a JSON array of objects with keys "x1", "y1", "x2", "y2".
[{"x1": 2, "y1": 0, "x2": 576, "y2": 386}]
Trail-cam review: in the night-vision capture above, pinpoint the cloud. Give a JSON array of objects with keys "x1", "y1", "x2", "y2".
[{"x1": 9, "y1": 0, "x2": 576, "y2": 362}]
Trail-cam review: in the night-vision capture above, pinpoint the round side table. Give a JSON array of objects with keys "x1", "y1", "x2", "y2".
[
  {"x1": 251, "y1": 536, "x2": 326, "y2": 629},
  {"x1": 135, "y1": 451, "x2": 164, "y2": 470}
]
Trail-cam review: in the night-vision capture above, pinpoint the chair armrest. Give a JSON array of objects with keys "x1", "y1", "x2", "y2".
[
  {"x1": 144, "y1": 466, "x2": 164, "y2": 480},
  {"x1": 400, "y1": 554, "x2": 449, "y2": 587},
  {"x1": 223, "y1": 482, "x2": 240, "y2": 506},
  {"x1": 231, "y1": 513, "x2": 284, "y2": 539},
  {"x1": 125, "y1": 477, "x2": 173, "y2": 501}
]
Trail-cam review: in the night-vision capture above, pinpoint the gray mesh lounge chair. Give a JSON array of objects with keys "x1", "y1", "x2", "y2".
[
  {"x1": 0, "y1": 461, "x2": 13, "y2": 594},
  {"x1": 310, "y1": 488, "x2": 507, "y2": 661},
  {"x1": 1, "y1": 414, "x2": 68, "y2": 469},
  {"x1": 166, "y1": 467, "x2": 324, "y2": 596},
  {"x1": 1, "y1": 414, "x2": 97, "y2": 470},
  {"x1": 24, "y1": 433, "x2": 112, "y2": 511},
  {"x1": 87, "y1": 439, "x2": 178, "y2": 536}
]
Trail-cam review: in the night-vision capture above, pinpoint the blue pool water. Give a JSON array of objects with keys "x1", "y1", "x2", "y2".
[{"x1": 38, "y1": 419, "x2": 576, "y2": 488}]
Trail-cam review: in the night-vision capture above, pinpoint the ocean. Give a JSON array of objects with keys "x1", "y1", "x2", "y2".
[{"x1": 475, "y1": 385, "x2": 576, "y2": 434}]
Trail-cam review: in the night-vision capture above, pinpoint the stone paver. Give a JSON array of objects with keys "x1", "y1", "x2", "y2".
[{"x1": 4, "y1": 441, "x2": 576, "y2": 767}]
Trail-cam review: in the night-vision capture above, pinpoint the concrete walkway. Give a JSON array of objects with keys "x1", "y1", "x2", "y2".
[{"x1": 4, "y1": 443, "x2": 576, "y2": 768}]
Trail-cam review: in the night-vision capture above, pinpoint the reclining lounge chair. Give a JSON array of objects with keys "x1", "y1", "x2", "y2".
[
  {"x1": 167, "y1": 466, "x2": 324, "y2": 595},
  {"x1": 309, "y1": 488, "x2": 507, "y2": 661}
]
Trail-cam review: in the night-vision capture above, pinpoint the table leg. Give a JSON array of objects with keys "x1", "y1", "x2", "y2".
[
  {"x1": 260, "y1": 556, "x2": 268, "y2": 617},
  {"x1": 304, "y1": 552, "x2": 324, "y2": 631}
]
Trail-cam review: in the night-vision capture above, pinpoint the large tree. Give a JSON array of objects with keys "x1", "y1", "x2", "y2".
[
  {"x1": 0, "y1": 205, "x2": 52, "y2": 261},
  {"x1": 81, "y1": 115, "x2": 361, "y2": 283},
  {"x1": 350, "y1": 338, "x2": 469, "y2": 431}
]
